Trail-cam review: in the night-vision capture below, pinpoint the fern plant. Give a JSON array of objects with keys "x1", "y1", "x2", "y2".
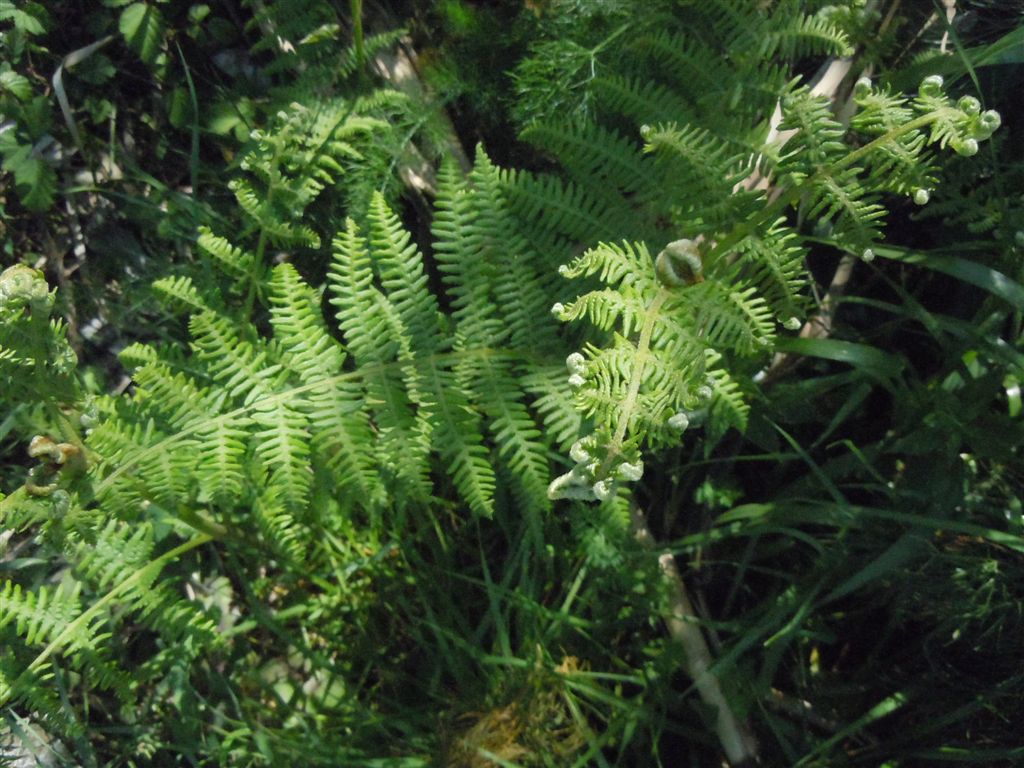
[
  {"x1": 539, "y1": 80, "x2": 1000, "y2": 500},
  {"x1": 507, "y1": 1, "x2": 1002, "y2": 502},
  {"x1": 0, "y1": 139, "x2": 581, "y2": 760},
  {"x1": 0, "y1": 13, "x2": 461, "y2": 759},
  {"x1": 493, "y1": 1, "x2": 1018, "y2": 762},
  {"x1": 129, "y1": 163, "x2": 562, "y2": 530}
]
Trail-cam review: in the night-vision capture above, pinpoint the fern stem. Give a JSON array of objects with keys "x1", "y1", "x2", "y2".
[
  {"x1": 825, "y1": 111, "x2": 949, "y2": 181},
  {"x1": 591, "y1": 22, "x2": 630, "y2": 56},
  {"x1": 602, "y1": 289, "x2": 669, "y2": 474},
  {"x1": 244, "y1": 229, "x2": 268, "y2": 318},
  {"x1": 177, "y1": 506, "x2": 229, "y2": 539},
  {"x1": 351, "y1": 0, "x2": 365, "y2": 82},
  {"x1": 4, "y1": 533, "x2": 213, "y2": 707}
]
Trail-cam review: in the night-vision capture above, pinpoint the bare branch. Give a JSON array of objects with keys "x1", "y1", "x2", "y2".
[{"x1": 630, "y1": 502, "x2": 760, "y2": 767}]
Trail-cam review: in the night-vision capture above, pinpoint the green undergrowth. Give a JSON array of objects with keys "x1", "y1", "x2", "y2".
[{"x1": 2, "y1": 1, "x2": 1023, "y2": 766}]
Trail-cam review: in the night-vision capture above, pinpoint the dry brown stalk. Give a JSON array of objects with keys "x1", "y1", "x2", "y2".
[{"x1": 630, "y1": 502, "x2": 760, "y2": 766}]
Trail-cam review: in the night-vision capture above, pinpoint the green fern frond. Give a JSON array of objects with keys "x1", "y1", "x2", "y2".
[
  {"x1": 851, "y1": 89, "x2": 936, "y2": 196},
  {"x1": 253, "y1": 486, "x2": 304, "y2": 560},
  {"x1": 230, "y1": 178, "x2": 323, "y2": 248},
  {"x1": 132, "y1": 363, "x2": 221, "y2": 430},
  {"x1": 698, "y1": 0, "x2": 846, "y2": 65},
  {"x1": 521, "y1": 122, "x2": 657, "y2": 207},
  {"x1": 73, "y1": 520, "x2": 155, "y2": 589},
  {"x1": 420, "y1": 357, "x2": 496, "y2": 518},
  {"x1": 499, "y1": 168, "x2": 626, "y2": 249},
  {"x1": 189, "y1": 311, "x2": 283, "y2": 404},
  {"x1": 462, "y1": 354, "x2": 551, "y2": 516},
  {"x1": 0, "y1": 265, "x2": 79, "y2": 407},
  {"x1": 306, "y1": 381, "x2": 383, "y2": 506},
  {"x1": 252, "y1": 399, "x2": 312, "y2": 511},
  {"x1": 629, "y1": 30, "x2": 726, "y2": 95},
  {"x1": 367, "y1": 192, "x2": 445, "y2": 354},
  {"x1": 266, "y1": 264, "x2": 385, "y2": 505},
  {"x1": 85, "y1": 402, "x2": 149, "y2": 467},
  {"x1": 641, "y1": 122, "x2": 749, "y2": 190},
  {"x1": 759, "y1": 4, "x2": 853, "y2": 60},
  {"x1": 463, "y1": 149, "x2": 560, "y2": 350},
  {"x1": 723, "y1": 218, "x2": 807, "y2": 320},
  {"x1": 121, "y1": 339, "x2": 213, "y2": 385},
  {"x1": 73, "y1": 522, "x2": 217, "y2": 649},
  {"x1": 196, "y1": 225, "x2": 254, "y2": 273},
  {"x1": 85, "y1": 407, "x2": 194, "y2": 518},
  {"x1": 152, "y1": 275, "x2": 219, "y2": 316},
  {"x1": 575, "y1": 336, "x2": 701, "y2": 440},
  {"x1": 0, "y1": 661, "x2": 85, "y2": 741},
  {"x1": 704, "y1": 350, "x2": 750, "y2": 435},
  {"x1": 268, "y1": 263, "x2": 347, "y2": 379},
  {"x1": 193, "y1": 416, "x2": 250, "y2": 507},
  {"x1": 776, "y1": 89, "x2": 848, "y2": 179},
  {"x1": 135, "y1": 441, "x2": 196, "y2": 512},
  {"x1": 336, "y1": 30, "x2": 407, "y2": 80},
  {"x1": 640, "y1": 122, "x2": 755, "y2": 231},
  {"x1": 591, "y1": 74, "x2": 695, "y2": 127},
  {"x1": 117, "y1": 341, "x2": 162, "y2": 371},
  {"x1": 329, "y1": 216, "x2": 423, "y2": 368},
  {"x1": 629, "y1": 28, "x2": 785, "y2": 126},
  {"x1": 775, "y1": 89, "x2": 886, "y2": 251},
  {"x1": 558, "y1": 288, "x2": 648, "y2": 336},
  {"x1": 0, "y1": 581, "x2": 87, "y2": 649},
  {"x1": 558, "y1": 240, "x2": 659, "y2": 296},
  {"x1": 266, "y1": 262, "x2": 384, "y2": 503},
  {"x1": 329, "y1": 218, "x2": 432, "y2": 500},
  {"x1": 364, "y1": 187, "x2": 502, "y2": 517},
  {"x1": 351, "y1": 88, "x2": 410, "y2": 116},
  {"x1": 521, "y1": 365, "x2": 584, "y2": 450},
  {"x1": 549, "y1": 235, "x2": 778, "y2": 496},
  {"x1": 431, "y1": 159, "x2": 504, "y2": 343},
  {"x1": 808, "y1": 172, "x2": 887, "y2": 250},
  {"x1": 136, "y1": 583, "x2": 217, "y2": 647},
  {"x1": 196, "y1": 226, "x2": 255, "y2": 283},
  {"x1": 688, "y1": 282, "x2": 776, "y2": 355}
]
